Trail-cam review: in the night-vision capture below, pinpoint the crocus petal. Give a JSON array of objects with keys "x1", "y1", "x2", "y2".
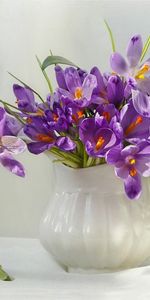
[
  {"x1": 3, "y1": 115, "x2": 23, "y2": 136},
  {"x1": 126, "y1": 35, "x2": 143, "y2": 67},
  {"x1": 13, "y1": 84, "x2": 37, "y2": 112},
  {"x1": 106, "y1": 146, "x2": 122, "y2": 165},
  {"x1": 91, "y1": 94, "x2": 106, "y2": 105},
  {"x1": 1, "y1": 136, "x2": 26, "y2": 154},
  {"x1": 132, "y1": 90, "x2": 150, "y2": 117},
  {"x1": 0, "y1": 152, "x2": 25, "y2": 177},
  {"x1": 124, "y1": 174, "x2": 142, "y2": 200},
  {"x1": 27, "y1": 142, "x2": 53, "y2": 154},
  {"x1": 64, "y1": 67, "x2": 81, "y2": 94},
  {"x1": 107, "y1": 75, "x2": 124, "y2": 105},
  {"x1": 115, "y1": 166, "x2": 129, "y2": 179},
  {"x1": 110, "y1": 52, "x2": 128, "y2": 75},
  {"x1": 110, "y1": 120, "x2": 123, "y2": 141},
  {"x1": 0, "y1": 107, "x2": 6, "y2": 137},
  {"x1": 95, "y1": 113, "x2": 108, "y2": 128},
  {"x1": 82, "y1": 74, "x2": 97, "y2": 100},
  {"x1": 120, "y1": 102, "x2": 150, "y2": 141},
  {"x1": 55, "y1": 66, "x2": 68, "y2": 89},
  {"x1": 138, "y1": 141, "x2": 150, "y2": 155},
  {"x1": 136, "y1": 157, "x2": 150, "y2": 177},
  {"x1": 90, "y1": 66, "x2": 105, "y2": 93},
  {"x1": 124, "y1": 77, "x2": 137, "y2": 98},
  {"x1": 13, "y1": 84, "x2": 34, "y2": 102},
  {"x1": 121, "y1": 145, "x2": 138, "y2": 158},
  {"x1": 137, "y1": 77, "x2": 150, "y2": 95},
  {"x1": 56, "y1": 136, "x2": 76, "y2": 151},
  {"x1": 73, "y1": 98, "x2": 89, "y2": 108},
  {"x1": 79, "y1": 118, "x2": 96, "y2": 143}
]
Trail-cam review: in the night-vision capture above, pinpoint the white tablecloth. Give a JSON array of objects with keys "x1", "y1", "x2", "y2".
[{"x1": 0, "y1": 238, "x2": 150, "y2": 300}]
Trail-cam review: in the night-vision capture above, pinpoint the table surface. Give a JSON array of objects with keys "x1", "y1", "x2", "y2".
[{"x1": 0, "y1": 238, "x2": 150, "y2": 300}]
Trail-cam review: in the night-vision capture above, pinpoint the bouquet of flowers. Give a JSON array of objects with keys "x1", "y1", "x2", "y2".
[{"x1": 0, "y1": 24, "x2": 150, "y2": 204}]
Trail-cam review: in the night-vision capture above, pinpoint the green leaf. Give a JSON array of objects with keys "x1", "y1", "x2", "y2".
[
  {"x1": 104, "y1": 20, "x2": 116, "y2": 52},
  {"x1": 36, "y1": 55, "x2": 53, "y2": 94},
  {"x1": 0, "y1": 265, "x2": 12, "y2": 281},
  {"x1": 140, "y1": 36, "x2": 150, "y2": 62},
  {"x1": 42, "y1": 55, "x2": 79, "y2": 70}
]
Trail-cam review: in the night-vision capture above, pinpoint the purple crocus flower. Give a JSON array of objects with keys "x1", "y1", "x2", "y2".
[
  {"x1": 120, "y1": 101, "x2": 150, "y2": 143},
  {"x1": 45, "y1": 101, "x2": 72, "y2": 132},
  {"x1": 24, "y1": 116, "x2": 76, "y2": 154},
  {"x1": 110, "y1": 34, "x2": 150, "y2": 95},
  {"x1": 55, "y1": 66, "x2": 88, "y2": 89},
  {"x1": 107, "y1": 75, "x2": 124, "y2": 105},
  {"x1": 90, "y1": 66, "x2": 107, "y2": 104},
  {"x1": 79, "y1": 113, "x2": 121, "y2": 157},
  {"x1": 57, "y1": 67, "x2": 97, "y2": 108},
  {"x1": 106, "y1": 141, "x2": 150, "y2": 199},
  {"x1": 13, "y1": 84, "x2": 38, "y2": 113},
  {"x1": 90, "y1": 67, "x2": 124, "y2": 107},
  {"x1": 0, "y1": 107, "x2": 26, "y2": 177},
  {"x1": 132, "y1": 89, "x2": 150, "y2": 117},
  {"x1": 96, "y1": 103, "x2": 119, "y2": 123},
  {"x1": 3, "y1": 114, "x2": 23, "y2": 136}
]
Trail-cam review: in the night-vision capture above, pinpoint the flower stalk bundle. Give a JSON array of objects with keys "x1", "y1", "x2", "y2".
[{"x1": 0, "y1": 26, "x2": 150, "y2": 203}]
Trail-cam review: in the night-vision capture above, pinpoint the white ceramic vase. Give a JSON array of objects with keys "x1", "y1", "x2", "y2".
[{"x1": 40, "y1": 163, "x2": 150, "y2": 273}]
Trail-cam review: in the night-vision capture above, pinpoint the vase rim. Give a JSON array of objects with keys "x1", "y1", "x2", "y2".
[{"x1": 52, "y1": 161, "x2": 112, "y2": 173}]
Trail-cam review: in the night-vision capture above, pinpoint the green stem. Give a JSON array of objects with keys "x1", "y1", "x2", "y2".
[
  {"x1": 0, "y1": 99, "x2": 21, "y2": 111},
  {"x1": 104, "y1": 20, "x2": 116, "y2": 52},
  {"x1": 49, "y1": 149, "x2": 80, "y2": 168},
  {"x1": 36, "y1": 56, "x2": 53, "y2": 94},
  {"x1": 50, "y1": 147, "x2": 82, "y2": 164},
  {"x1": 83, "y1": 149, "x2": 88, "y2": 168},
  {"x1": 4, "y1": 105, "x2": 25, "y2": 125},
  {"x1": 86, "y1": 157, "x2": 95, "y2": 167},
  {"x1": 140, "y1": 36, "x2": 150, "y2": 62}
]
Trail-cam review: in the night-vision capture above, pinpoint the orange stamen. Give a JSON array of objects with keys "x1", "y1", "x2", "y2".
[
  {"x1": 53, "y1": 113, "x2": 59, "y2": 122},
  {"x1": 95, "y1": 136, "x2": 105, "y2": 151},
  {"x1": 72, "y1": 111, "x2": 84, "y2": 123},
  {"x1": 36, "y1": 134, "x2": 54, "y2": 143},
  {"x1": 36, "y1": 109, "x2": 45, "y2": 117},
  {"x1": 74, "y1": 87, "x2": 83, "y2": 99},
  {"x1": 102, "y1": 111, "x2": 111, "y2": 122},
  {"x1": 77, "y1": 111, "x2": 84, "y2": 119},
  {"x1": 26, "y1": 117, "x2": 32, "y2": 124},
  {"x1": 125, "y1": 116, "x2": 143, "y2": 136},
  {"x1": 129, "y1": 167, "x2": 137, "y2": 177}
]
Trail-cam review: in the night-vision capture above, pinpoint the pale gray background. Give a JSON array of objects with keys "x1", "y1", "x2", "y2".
[{"x1": 0, "y1": 0, "x2": 150, "y2": 237}]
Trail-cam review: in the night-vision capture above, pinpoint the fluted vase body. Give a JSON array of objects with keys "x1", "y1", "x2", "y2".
[{"x1": 40, "y1": 163, "x2": 150, "y2": 272}]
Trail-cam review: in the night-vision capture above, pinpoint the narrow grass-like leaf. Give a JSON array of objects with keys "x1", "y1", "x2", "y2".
[
  {"x1": 140, "y1": 36, "x2": 150, "y2": 62},
  {"x1": 104, "y1": 20, "x2": 116, "y2": 52},
  {"x1": 42, "y1": 55, "x2": 78, "y2": 70},
  {"x1": 8, "y1": 72, "x2": 45, "y2": 103},
  {"x1": 36, "y1": 55, "x2": 53, "y2": 94},
  {"x1": 0, "y1": 266, "x2": 12, "y2": 281}
]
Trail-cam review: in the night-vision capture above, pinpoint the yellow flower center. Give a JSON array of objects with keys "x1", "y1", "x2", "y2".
[
  {"x1": 135, "y1": 64, "x2": 150, "y2": 80},
  {"x1": 74, "y1": 87, "x2": 83, "y2": 99},
  {"x1": 129, "y1": 158, "x2": 136, "y2": 165},
  {"x1": 95, "y1": 136, "x2": 105, "y2": 151}
]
